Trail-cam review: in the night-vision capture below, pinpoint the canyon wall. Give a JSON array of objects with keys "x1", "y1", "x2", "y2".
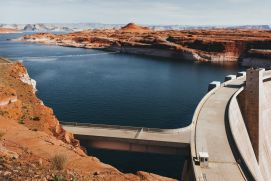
[{"x1": 20, "y1": 24, "x2": 271, "y2": 66}]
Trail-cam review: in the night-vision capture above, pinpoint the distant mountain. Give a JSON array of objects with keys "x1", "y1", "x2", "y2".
[
  {"x1": 232, "y1": 25, "x2": 270, "y2": 30},
  {"x1": 0, "y1": 23, "x2": 270, "y2": 32},
  {"x1": 23, "y1": 24, "x2": 35, "y2": 31},
  {"x1": 149, "y1": 25, "x2": 271, "y2": 30},
  {"x1": 22, "y1": 24, "x2": 73, "y2": 32},
  {"x1": 120, "y1": 23, "x2": 151, "y2": 32}
]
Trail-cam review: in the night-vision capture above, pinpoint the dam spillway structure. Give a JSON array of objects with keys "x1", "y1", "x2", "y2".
[{"x1": 63, "y1": 68, "x2": 271, "y2": 181}]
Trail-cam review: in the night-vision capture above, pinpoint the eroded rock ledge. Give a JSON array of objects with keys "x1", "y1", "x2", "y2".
[
  {"x1": 0, "y1": 60, "x2": 176, "y2": 181},
  {"x1": 0, "y1": 27, "x2": 19, "y2": 34},
  {"x1": 20, "y1": 23, "x2": 271, "y2": 65}
]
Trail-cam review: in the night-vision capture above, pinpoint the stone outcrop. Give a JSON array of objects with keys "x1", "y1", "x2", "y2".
[
  {"x1": 1, "y1": 62, "x2": 79, "y2": 148},
  {"x1": 0, "y1": 85, "x2": 17, "y2": 106},
  {"x1": 120, "y1": 23, "x2": 151, "y2": 33},
  {"x1": 20, "y1": 23, "x2": 271, "y2": 65}
]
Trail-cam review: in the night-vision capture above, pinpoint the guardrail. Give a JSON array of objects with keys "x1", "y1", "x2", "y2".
[
  {"x1": 60, "y1": 121, "x2": 191, "y2": 134},
  {"x1": 263, "y1": 71, "x2": 271, "y2": 80}
]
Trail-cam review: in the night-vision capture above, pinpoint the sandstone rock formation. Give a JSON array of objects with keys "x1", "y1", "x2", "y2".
[
  {"x1": 120, "y1": 23, "x2": 151, "y2": 33},
  {"x1": 0, "y1": 60, "x2": 176, "y2": 181},
  {"x1": 0, "y1": 28, "x2": 19, "y2": 33},
  {"x1": 20, "y1": 23, "x2": 271, "y2": 66}
]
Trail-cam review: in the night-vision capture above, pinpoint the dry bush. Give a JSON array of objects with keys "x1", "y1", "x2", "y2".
[
  {"x1": 32, "y1": 116, "x2": 40, "y2": 121},
  {"x1": 18, "y1": 119, "x2": 25, "y2": 124},
  {"x1": 51, "y1": 154, "x2": 67, "y2": 170},
  {"x1": 0, "y1": 130, "x2": 5, "y2": 140}
]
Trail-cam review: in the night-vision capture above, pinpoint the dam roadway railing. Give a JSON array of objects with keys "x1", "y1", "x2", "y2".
[
  {"x1": 60, "y1": 121, "x2": 190, "y2": 134},
  {"x1": 61, "y1": 121, "x2": 191, "y2": 155}
]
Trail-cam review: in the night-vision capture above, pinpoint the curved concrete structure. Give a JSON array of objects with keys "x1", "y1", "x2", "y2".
[
  {"x1": 228, "y1": 87, "x2": 262, "y2": 180},
  {"x1": 191, "y1": 70, "x2": 271, "y2": 181},
  {"x1": 191, "y1": 76, "x2": 247, "y2": 180},
  {"x1": 228, "y1": 71, "x2": 271, "y2": 180}
]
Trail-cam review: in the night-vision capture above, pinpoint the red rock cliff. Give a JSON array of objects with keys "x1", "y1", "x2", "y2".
[{"x1": 21, "y1": 24, "x2": 271, "y2": 63}]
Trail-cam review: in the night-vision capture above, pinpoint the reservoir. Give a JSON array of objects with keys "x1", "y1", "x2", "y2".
[{"x1": 0, "y1": 33, "x2": 242, "y2": 179}]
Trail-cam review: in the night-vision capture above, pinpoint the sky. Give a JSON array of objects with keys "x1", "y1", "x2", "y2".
[{"x1": 0, "y1": 0, "x2": 270, "y2": 25}]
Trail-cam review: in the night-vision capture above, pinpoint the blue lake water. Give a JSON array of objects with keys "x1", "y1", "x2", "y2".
[{"x1": 0, "y1": 33, "x2": 243, "y2": 179}]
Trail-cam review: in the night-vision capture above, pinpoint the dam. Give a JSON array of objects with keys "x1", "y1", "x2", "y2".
[{"x1": 63, "y1": 68, "x2": 271, "y2": 181}]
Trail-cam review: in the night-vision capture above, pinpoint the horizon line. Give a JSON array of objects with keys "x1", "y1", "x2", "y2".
[{"x1": 0, "y1": 22, "x2": 270, "y2": 27}]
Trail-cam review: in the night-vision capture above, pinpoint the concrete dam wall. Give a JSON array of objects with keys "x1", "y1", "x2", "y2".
[
  {"x1": 260, "y1": 78, "x2": 271, "y2": 179},
  {"x1": 228, "y1": 70, "x2": 271, "y2": 180}
]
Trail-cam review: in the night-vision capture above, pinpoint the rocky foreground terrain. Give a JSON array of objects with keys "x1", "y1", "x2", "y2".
[
  {"x1": 21, "y1": 23, "x2": 271, "y2": 66},
  {"x1": 0, "y1": 58, "x2": 176, "y2": 181}
]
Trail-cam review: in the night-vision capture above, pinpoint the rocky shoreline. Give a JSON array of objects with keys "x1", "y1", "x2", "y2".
[
  {"x1": 19, "y1": 23, "x2": 271, "y2": 67},
  {"x1": 241, "y1": 49, "x2": 271, "y2": 67}
]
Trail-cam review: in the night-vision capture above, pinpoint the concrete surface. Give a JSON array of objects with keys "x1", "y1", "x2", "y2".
[
  {"x1": 191, "y1": 70, "x2": 271, "y2": 181},
  {"x1": 192, "y1": 77, "x2": 247, "y2": 181},
  {"x1": 63, "y1": 123, "x2": 191, "y2": 155}
]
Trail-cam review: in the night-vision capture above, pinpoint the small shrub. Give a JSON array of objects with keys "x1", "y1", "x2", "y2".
[
  {"x1": 31, "y1": 128, "x2": 38, "y2": 131},
  {"x1": 51, "y1": 176, "x2": 66, "y2": 181},
  {"x1": 32, "y1": 116, "x2": 40, "y2": 121},
  {"x1": 51, "y1": 154, "x2": 67, "y2": 170},
  {"x1": 0, "y1": 131, "x2": 5, "y2": 140},
  {"x1": 18, "y1": 119, "x2": 25, "y2": 124},
  {"x1": 0, "y1": 110, "x2": 8, "y2": 116},
  {"x1": 0, "y1": 157, "x2": 4, "y2": 164}
]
